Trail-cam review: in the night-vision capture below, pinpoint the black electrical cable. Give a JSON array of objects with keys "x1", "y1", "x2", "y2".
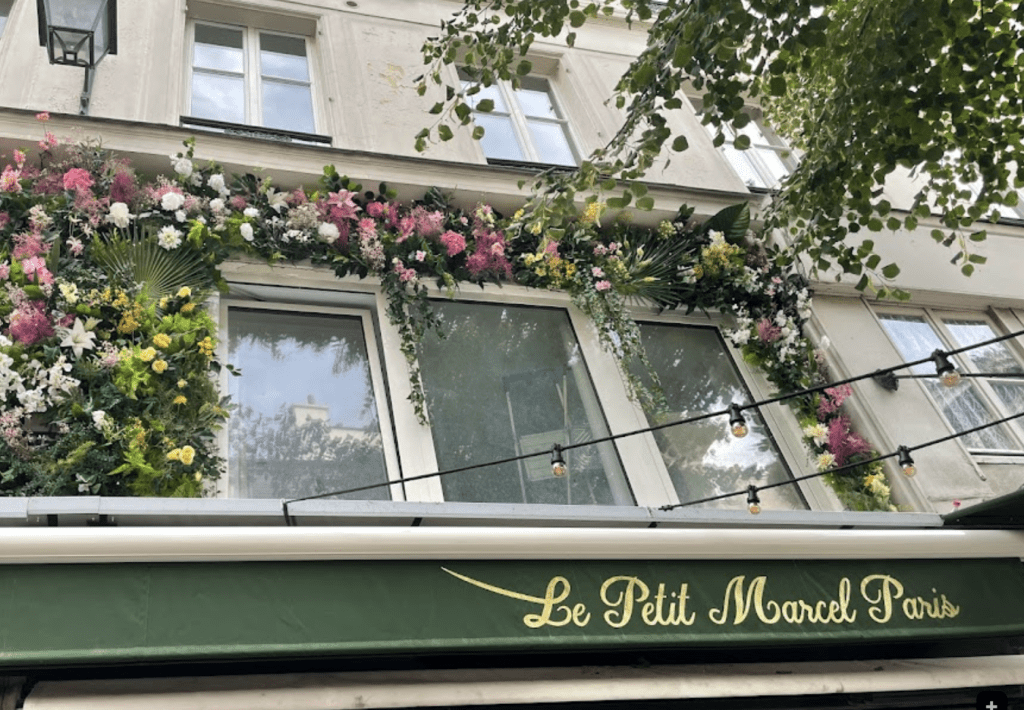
[{"x1": 281, "y1": 326, "x2": 1024, "y2": 524}]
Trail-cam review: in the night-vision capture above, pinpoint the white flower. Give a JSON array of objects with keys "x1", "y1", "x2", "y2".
[
  {"x1": 414, "y1": 250, "x2": 427, "y2": 262},
  {"x1": 161, "y1": 191, "x2": 185, "y2": 211},
  {"x1": 17, "y1": 388, "x2": 47, "y2": 414},
  {"x1": 802, "y1": 423, "x2": 828, "y2": 446},
  {"x1": 157, "y1": 225, "x2": 183, "y2": 250},
  {"x1": 317, "y1": 222, "x2": 340, "y2": 242},
  {"x1": 59, "y1": 318, "x2": 96, "y2": 359},
  {"x1": 816, "y1": 452, "x2": 836, "y2": 471},
  {"x1": 208, "y1": 173, "x2": 228, "y2": 196},
  {"x1": 175, "y1": 210, "x2": 187, "y2": 223},
  {"x1": 170, "y1": 155, "x2": 193, "y2": 178},
  {"x1": 107, "y1": 201, "x2": 133, "y2": 228},
  {"x1": 209, "y1": 198, "x2": 225, "y2": 213},
  {"x1": 243, "y1": 207, "x2": 259, "y2": 219},
  {"x1": 266, "y1": 188, "x2": 289, "y2": 213},
  {"x1": 819, "y1": 335, "x2": 831, "y2": 351},
  {"x1": 240, "y1": 223, "x2": 254, "y2": 242}
]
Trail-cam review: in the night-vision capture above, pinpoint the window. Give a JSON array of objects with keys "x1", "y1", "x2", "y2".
[
  {"x1": 0, "y1": 0, "x2": 13, "y2": 37},
  {"x1": 878, "y1": 312, "x2": 1024, "y2": 454},
  {"x1": 417, "y1": 301, "x2": 631, "y2": 505},
  {"x1": 461, "y1": 72, "x2": 578, "y2": 166},
  {"x1": 224, "y1": 302, "x2": 400, "y2": 499},
  {"x1": 692, "y1": 100, "x2": 796, "y2": 189},
  {"x1": 187, "y1": 21, "x2": 316, "y2": 134},
  {"x1": 635, "y1": 322, "x2": 807, "y2": 511}
]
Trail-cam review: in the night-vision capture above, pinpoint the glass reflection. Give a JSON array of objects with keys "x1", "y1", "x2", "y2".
[
  {"x1": 418, "y1": 302, "x2": 632, "y2": 505},
  {"x1": 262, "y1": 80, "x2": 315, "y2": 133},
  {"x1": 228, "y1": 309, "x2": 389, "y2": 499},
  {"x1": 636, "y1": 323, "x2": 805, "y2": 511}
]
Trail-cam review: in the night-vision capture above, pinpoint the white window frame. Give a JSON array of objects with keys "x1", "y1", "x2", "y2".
[
  {"x1": 462, "y1": 72, "x2": 580, "y2": 166},
  {"x1": 184, "y1": 18, "x2": 320, "y2": 134},
  {"x1": 214, "y1": 262, "x2": 836, "y2": 511},
  {"x1": 691, "y1": 99, "x2": 797, "y2": 190},
  {"x1": 215, "y1": 280, "x2": 404, "y2": 501},
  {"x1": 874, "y1": 306, "x2": 1024, "y2": 458}
]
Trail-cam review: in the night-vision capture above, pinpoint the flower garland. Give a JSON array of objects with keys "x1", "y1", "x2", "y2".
[{"x1": 0, "y1": 120, "x2": 895, "y2": 509}]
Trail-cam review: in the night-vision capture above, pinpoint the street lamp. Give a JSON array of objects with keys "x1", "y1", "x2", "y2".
[{"x1": 36, "y1": 0, "x2": 117, "y2": 115}]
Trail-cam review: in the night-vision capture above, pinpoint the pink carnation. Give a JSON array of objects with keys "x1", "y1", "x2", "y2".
[
  {"x1": 398, "y1": 216, "x2": 416, "y2": 241},
  {"x1": 595, "y1": 280, "x2": 612, "y2": 292},
  {"x1": 439, "y1": 230, "x2": 466, "y2": 257},
  {"x1": 366, "y1": 202, "x2": 387, "y2": 219},
  {"x1": 109, "y1": 170, "x2": 138, "y2": 204},
  {"x1": 357, "y1": 217, "x2": 377, "y2": 242},
  {"x1": 229, "y1": 195, "x2": 248, "y2": 211},
  {"x1": 412, "y1": 207, "x2": 445, "y2": 238},
  {"x1": 62, "y1": 168, "x2": 94, "y2": 193},
  {"x1": 0, "y1": 263, "x2": 9, "y2": 279},
  {"x1": 0, "y1": 166, "x2": 21, "y2": 193}
]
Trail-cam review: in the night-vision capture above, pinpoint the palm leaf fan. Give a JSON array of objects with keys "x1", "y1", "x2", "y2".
[{"x1": 91, "y1": 224, "x2": 215, "y2": 307}]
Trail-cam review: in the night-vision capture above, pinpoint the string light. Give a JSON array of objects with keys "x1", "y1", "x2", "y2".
[
  {"x1": 550, "y1": 444, "x2": 567, "y2": 477},
  {"x1": 281, "y1": 326, "x2": 1024, "y2": 524},
  {"x1": 932, "y1": 349, "x2": 961, "y2": 387},
  {"x1": 897, "y1": 445, "x2": 916, "y2": 477},
  {"x1": 729, "y1": 403, "x2": 748, "y2": 438},
  {"x1": 746, "y1": 485, "x2": 761, "y2": 515}
]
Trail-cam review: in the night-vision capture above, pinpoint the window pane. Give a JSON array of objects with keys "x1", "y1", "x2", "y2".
[
  {"x1": 0, "y1": 0, "x2": 13, "y2": 37},
  {"x1": 260, "y1": 33, "x2": 309, "y2": 81},
  {"x1": 228, "y1": 309, "x2": 390, "y2": 500},
  {"x1": 418, "y1": 302, "x2": 633, "y2": 506},
  {"x1": 194, "y1": 24, "x2": 244, "y2": 73},
  {"x1": 943, "y1": 320, "x2": 1023, "y2": 374},
  {"x1": 637, "y1": 324, "x2": 806, "y2": 511},
  {"x1": 261, "y1": 79, "x2": 315, "y2": 133},
  {"x1": 721, "y1": 144, "x2": 769, "y2": 188},
  {"x1": 461, "y1": 80, "x2": 509, "y2": 113},
  {"x1": 190, "y1": 71, "x2": 245, "y2": 124},
  {"x1": 752, "y1": 146, "x2": 790, "y2": 185},
  {"x1": 473, "y1": 114, "x2": 525, "y2": 161},
  {"x1": 526, "y1": 120, "x2": 576, "y2": 166},
  {"x1": 880, "y1": 314, "x2": 1019, "y2": 451},
  {"x1": 515, "y1": 87, "x2": 560, "y2": 119}
]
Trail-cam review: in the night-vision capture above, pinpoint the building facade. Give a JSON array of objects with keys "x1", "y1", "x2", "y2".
[{"x1": 1, "y1": 0, "x2": 1024, "y2": 708}]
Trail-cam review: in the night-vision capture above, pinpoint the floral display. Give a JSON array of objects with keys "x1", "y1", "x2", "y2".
[{"x1": 0, "y1": 120, "x2": 894, "y2": 509}]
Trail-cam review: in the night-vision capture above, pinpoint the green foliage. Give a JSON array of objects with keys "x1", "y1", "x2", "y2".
[{"x1": 419, "y1": 0, "x2": 1024, "y2": 284}]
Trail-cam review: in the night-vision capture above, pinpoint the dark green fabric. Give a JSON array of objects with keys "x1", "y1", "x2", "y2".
[{"x1": 2, "y1": 558, "x2": 1022, "y2": 665}]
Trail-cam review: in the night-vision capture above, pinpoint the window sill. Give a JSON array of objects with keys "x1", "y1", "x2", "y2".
[
  {"x1": 485, "y1": 158, "x2": 577, "y2": 174},
  {"x1": 180, "y1": 116, "x2": 332, "y2": 146}
]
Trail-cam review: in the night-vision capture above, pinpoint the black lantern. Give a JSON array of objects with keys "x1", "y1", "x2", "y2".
[{"x1": 37, "y1": 0, "x2": 117, "y2": 114}]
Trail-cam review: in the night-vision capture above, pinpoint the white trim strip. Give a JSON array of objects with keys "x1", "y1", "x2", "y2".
[
  {"x1": 23, "y1": 656, "x2": 1024, "y2": 709},
  {"x1": 0, "y1": 526, "x2": 1021, "y2": 564}
]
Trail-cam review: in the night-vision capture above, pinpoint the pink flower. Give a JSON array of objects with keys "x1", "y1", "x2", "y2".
[
  {"x1": 288, "y1": 188, "x2": 308, "y2": 206},
  {"x1": 109, "y1": 170, "x2": 138, "y2": 204},
  {"x1": 12, "y1": 233, "x2": 45, "y2": 260},
  {"x1": 326, "y1": 190, "x2": 360, "y2": 221},
  {"x1": 592, "y1": 267, "x2": 605, "y2": 277},
  {"x1": 412, "y1": 207, "x2": 444, "y2": 238},
  {"x1": 0, "y1": 263, "x2": 9, "y2": 280},
  {"x1": 466, "y1": 231, "x2": 512, "y2": 280},
  {"x1": 0, "y1": 212, "x2": 9, "y2": 230},
  {"x1": 63, "y1": 168, "x2": 94, "y2": 193},
  {"x1": 0, "y1": 166, "x2": 21, "y2": 193},
  {"x1": 756, "y1": 319, "x2": 782, "y2": 343},
  {"x1": 414, "y1": 250, "x2": 427, "y2": 262},
  {"x1": 9, "y1": 302, "x2": 54, "y2": 345},
  {"x1": 595, "y1": 280, "x2": 612, "y2": 291},
  {"x1": 544, "y1": 241, "x2": 560, "y2": 257},
  {"x1": 21, "y1": 256, "x2": 54, "y2": 285},
  {"x1": 593, "y1": 244, "x2": 609, "y2": 256},
  {"x1": 826, "y1": 415, "x2": 873, "y2": 466},
  {"x1": 68, "y1": 237, "x2": 84, "y2": 256},
  {"x1": 366, "y1": 202, "x2": 387, "y2": 219},
  {"x1": 439, "y1": 230, "x2": 466, "y2": 257},
  {"x1": 398, "y1": 216, "x2": 416, "y2": 241},
  {"x1": 818, "y1": 384, "x2": 853, "y2": 420},
  {"x1": 38, "y1": 131, "x2": 58, "y2": 150},
  {"x1": 36, "y1": 112, "x2": 50, "y2": 122},
  {"x1": 392, "y1": 260, "x2": 417, "y2": 283},
  {"x1": 228, "y1": 195, "x2": 248, "y2": 211},
  {"x1": 13, "y1": 150, "x2": 25, "y2": 169},
  {"x1": 357, "y1": 217, "x2": 377, "y2": 242}
]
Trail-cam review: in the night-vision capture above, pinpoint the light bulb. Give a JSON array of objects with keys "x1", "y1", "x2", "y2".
[
  {"x1": 550, "y1": 444, "x2": 567, "y2": 477},
  {"x1": 746, "y1": 485, "x2": 761, "y2": 515},
  {"x1": 729, "y1": 404, "x2": 748, "y2": 438},
  {"x1": 939, "y1": 369, "x2": 961, "y2": 388},
  {"x1": 897, "y1": 445, "x2": 916, "y2": 477},
  {"x1": 902, "y1": 463, "x2": 917, "y2": 477},
  {"x1": 748, "y1": 501, "x2": 761, "y2": 515},
  {"x1": 552, "y1": 461, "x2": 567, "y2": 477}
]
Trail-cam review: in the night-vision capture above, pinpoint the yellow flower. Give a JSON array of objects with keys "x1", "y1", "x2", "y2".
[
  {"x1": 152, "y1": 359, "x2": 168, "y2": 373},
  {"x1": 513, "y1": 209, "x2": 525, "y2": 221},
  {"x1": 173, "y1": 395, "x2": 188, "y2": 405},
  {"x1": 177, "y1": 286, "x2": 192, "y2": 298},
  {"x1": 180, "y1": 303, "x2": 196, "y2": 314},
  {"x1": 166, "y1": 448, "x2": 181, "y2": 462},
  {"x1": 177, "y1": 379, "x2": 187, "y2": 389},
  {"x1": 198, "y1": 337, "x2": 214, "y2": 357},
  {"x1": 180, "y1": 445, "x2": 196, "y2": 466},
  {"x1": 158, "y1": 297, "x2": 169, "y2": 310},
  {"x1": 194, "y1": 471, "x2": 203, "y2": 482},
  {"x1": 581, "y1": 201, "x2": 605, "y2": 226},
  {"x1": 139, "y1": 347, "x2": 156, "y2": 362},
  {"x1": 153, "y1": 333, "x2": 172, "y2": 349}
]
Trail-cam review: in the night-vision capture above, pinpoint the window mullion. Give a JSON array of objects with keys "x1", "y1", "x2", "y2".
[
  {"x1": 246, "y1": 26, "x2": 260, "y2": 126},
  {"x1": 372, "y1": 291, "x2": 444, "y2": 502},
  {"x1": 566, "y1": 310, "x2": 679, "y2": 506},
  {"x1": 504, "y1": 82, "x2": 539, "y2": 162}
]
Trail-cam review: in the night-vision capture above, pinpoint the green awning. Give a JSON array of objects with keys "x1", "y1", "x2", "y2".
[{"x1": 942, "y1": 488, "x2": 1024, "y2": 528}]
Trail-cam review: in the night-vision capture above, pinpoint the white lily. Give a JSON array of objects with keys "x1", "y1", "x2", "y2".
[{"x1": 59, "y1": 318, "x2": 97, "y2": 359}]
